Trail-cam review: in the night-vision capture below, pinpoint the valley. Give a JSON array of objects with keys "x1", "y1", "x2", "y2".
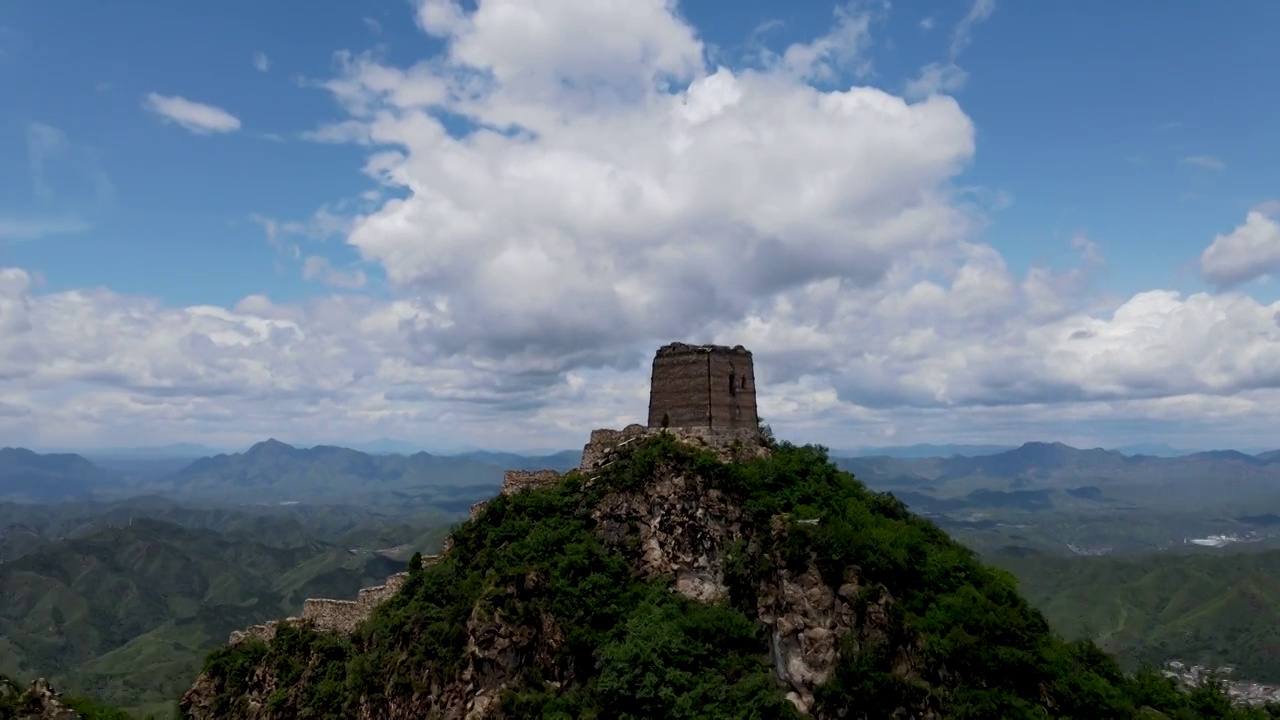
[{"x1": 7, "y1": 438, "x2": 1280, "y2": 715}]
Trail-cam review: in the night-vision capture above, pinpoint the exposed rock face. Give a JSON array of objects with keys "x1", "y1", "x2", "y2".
[
  {"x1": 590, "y1": 462, "x2": 899, "y2": 716},
  {"x1": 592, "y1": 471, "x2": 743, "y2": 603},
  {"x1": 0, "y1": 677, "x2": 79, "y2": 719}
]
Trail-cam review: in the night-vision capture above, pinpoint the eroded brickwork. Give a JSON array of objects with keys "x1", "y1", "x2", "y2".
[
  {"x1": 470, "y1": 470, "x2": 565, "y2": 521},
  {"x1": 647, "y1": 343, "x2": 758, "y2": 431},
  {"x1": 228, "y1": 566, "x2": 426, "y2": 645},
  {"x1": 502, "y1": 469, "x2": 562, "y2": 494}
]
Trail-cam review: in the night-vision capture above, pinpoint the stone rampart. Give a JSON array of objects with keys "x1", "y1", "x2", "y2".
[
  {"x1": 468, "y1": 470, "x2": 564, "y2": 523},
  {"x1": 502, "y1": 469, "x2": 562, "y2": 495},
  {"x1": 578, "y1": 424, "x2": 767, "y2": 477},
  {"x1": 228, "y1": 564, "x2": 432, "y2": 645},
  {"x1": 302, "y1": 598, "x2": 366, "y2": 635}
]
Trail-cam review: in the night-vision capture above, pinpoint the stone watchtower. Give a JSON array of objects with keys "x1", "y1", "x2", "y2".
[{"x1": 647, "y1": 343, "x2": 758, "y2": 431}]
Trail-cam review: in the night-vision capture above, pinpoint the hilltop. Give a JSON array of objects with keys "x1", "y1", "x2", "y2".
[{"x1": 179, "y1": 433, "x2": 1268, "y2": 719}]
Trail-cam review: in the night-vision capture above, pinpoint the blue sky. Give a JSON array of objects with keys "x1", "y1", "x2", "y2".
[{"x1": 1, "y1": 0, "x2": 1279, "y2": 453}]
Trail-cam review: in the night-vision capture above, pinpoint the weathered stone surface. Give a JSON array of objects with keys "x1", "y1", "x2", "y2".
[
  {"x1": 501, "y1": 469, "x2": 562, "y2": 494},
  {"x1": 227, "y1": 566, "x2": 423, "y2": 645},
  {"x1": 592, "y1": 472, "x2": 745, "y2": 603},
  {"x1": 647, "y1": 342, "x2": 758, "y2": 431},
  {"x1": 0, "y1": 677, "x2": 79, "y2": 719}
]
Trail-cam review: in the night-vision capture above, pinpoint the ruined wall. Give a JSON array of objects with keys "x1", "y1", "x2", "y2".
[
  {"x1": 578, "y1": 425, "x2": 767, "y2": 477},
  {"x1": 470, "y1": 470, "x2": 565, "y2": 521},
  {"x1": 229, "y1": 565, "x2": 432, "y2": 645},
  {"x1": 580, "y1": 424, "x2": 650, "y2": 472},
  {"x1": 302, "y1": 599, "x2": 366, "y2": 635},
  {"x1": 501, "y1": 470, "x2": 562, "y2": 495},
  {"x1": 647, "y1": 343, "x2": 757, "y2": 431}
]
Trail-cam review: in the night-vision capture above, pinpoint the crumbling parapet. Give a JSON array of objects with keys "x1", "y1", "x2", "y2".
[
  {"x1": 578, "y1": 425, "x2": 768, "y2": 477},
  {"x1": 502, "y1": 469, "x2": 562, "y2": 494},
  {"x1": 469, "y1": 469, "x2": 565, "y2": 522},
  {"x1": 302, "y1": 598, "x2": 366, "y2": 635},
  {"x1": 227, "y1": 563, "x2": 433, "y2": 645}
]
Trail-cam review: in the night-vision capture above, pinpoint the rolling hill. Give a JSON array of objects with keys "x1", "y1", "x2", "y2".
[{"x1": 0, "y1": 512, "x2": 450, "y2": 716}]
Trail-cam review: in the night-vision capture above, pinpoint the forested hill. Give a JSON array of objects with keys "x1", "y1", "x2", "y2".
[{"x1": 181, "y1": 435, "x2": 1274, "y2": 719}]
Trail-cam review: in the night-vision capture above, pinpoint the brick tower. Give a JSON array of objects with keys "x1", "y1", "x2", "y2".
[{"x1": 646, "y1": 343, "x2": 758, "y2": 431}]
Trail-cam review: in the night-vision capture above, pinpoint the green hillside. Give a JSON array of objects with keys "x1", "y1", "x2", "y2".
[
  {"x1": 998, "y1": 550, "x2": 1280, "y2": 681},
  {"x1": 0, "y1": 516, "x2": 445, "y2": 717},
  {"x1": 184, "y1": 436, "x2": 1273, "y2": 719}
]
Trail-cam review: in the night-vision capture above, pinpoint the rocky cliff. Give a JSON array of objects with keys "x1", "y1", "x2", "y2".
[
  {"x1": 0, "y1": 677, "x2": 79, "y2": 719},
  {"x1": 178, "y1": 430, "x2": 1253, "y2": 719}
]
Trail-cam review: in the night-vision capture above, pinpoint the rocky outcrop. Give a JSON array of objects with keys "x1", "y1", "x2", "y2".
[
  {"x1": 0, "y1": 677, "x2": 79, "y2": 719},
  {"x1": 590, "y1": 463, "x2": 896, "y2": 716}
]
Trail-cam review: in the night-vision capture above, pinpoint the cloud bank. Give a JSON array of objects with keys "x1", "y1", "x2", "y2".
[{"x1": 4, "y1": 0, "x2": 1280, "y2": 453}]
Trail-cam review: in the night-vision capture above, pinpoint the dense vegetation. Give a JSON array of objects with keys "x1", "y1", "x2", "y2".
[
  {"x1": 996, "y1": 550, "x2": 1280, "y2": 681},
  {"x1": 192, "y1": 436, "x2": 1280, "y2": 718},
  {"x1": 0, "y1": 512, "x2": 448, "y2": 717}
]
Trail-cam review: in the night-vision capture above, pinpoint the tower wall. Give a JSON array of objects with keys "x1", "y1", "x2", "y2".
[{"x1": 647, "y1": 343, "x2": 758, "y2": 431}]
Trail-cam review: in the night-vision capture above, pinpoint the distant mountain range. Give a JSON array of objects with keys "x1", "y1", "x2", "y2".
[
  {"x1": 0, "y1": 441, "x2": 582, "y2": 507},
  {"x1": 7, "y1": 438, "x2": 1280, "y2": 511},
  {"x1": 833, "y1": 441, "x2": 1280, "y2": 515}
]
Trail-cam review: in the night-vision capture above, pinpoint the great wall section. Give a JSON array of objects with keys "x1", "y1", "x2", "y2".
[{"x1": 226, "y1": 343, "x2": 771, "y2": 646}]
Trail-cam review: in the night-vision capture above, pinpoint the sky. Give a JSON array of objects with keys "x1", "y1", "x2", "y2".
[{"x1": 2, "y1": 0, "x2": 1280, "y2": 454}]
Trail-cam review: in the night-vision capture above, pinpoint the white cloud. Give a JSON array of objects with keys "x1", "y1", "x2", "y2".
[
  {"x1": 1180, "y1": 154, "x2": 1225, "y2": 170},
  {"x1": 142, "y1": 93, "x2": 242, "y2": 134},
  {"x1": 920, "y1": 17, "x2": 936, "y2": 32},
  {"x1": 904, "y1": 62, "x2": 968, "y2": 99},
  {"x1": 5, "y1": 0, "x2": 1280, "y2": 452},
  {"x1": 950, "y1": 0, "x2": 995, "y2": 60},
  {"x1": 1199, "y1": 207, "x2": 1280, "y2": 287},
  {"x1": 302, "y1": 256, "x2": 367, "y2": 289},
  {"x1": 254, "y1": 51, "x2": 270, "y2": 72}
]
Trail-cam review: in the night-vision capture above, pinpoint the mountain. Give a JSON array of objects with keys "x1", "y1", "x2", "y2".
[
  {"x1": 847, "y1": 442, "x2": 1016, "y2": 458},
  {"x1": 0, "y1": 448, "x2": 120, "y2": 502},
  {"x1": 155, "y1": 439, "x2": 580, "y2": 507},
  {"x1": 180, "y1": 434, "x2": 1261, "y2": 719},
  {"x1": 996, "y1": 549, "x2": 1280, "y2": 682},
  {"x1": 0, "y1": 512, "x2": 449, "y2": 716},
  {"x1": 834, "y1": 441, "x2": 1280, "y2": 515}
]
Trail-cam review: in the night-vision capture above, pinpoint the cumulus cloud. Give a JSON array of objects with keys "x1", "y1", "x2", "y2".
[
  {"x1": 254, "y1": 51, "x2": 270, "y2": 72},
  {"x1": 5, "y1": 0, "x2": 1280, "y2": 451},
  {"x1": 1199, "y1": 207, "x2": 1280, "y2": 287},
  {"x1": 142, "y1": 93, "x2": 242, "y2": 134}
]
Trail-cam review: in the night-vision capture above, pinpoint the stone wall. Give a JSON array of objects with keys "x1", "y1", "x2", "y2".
[
  {"x1": 302, "y1": 598, "x2": 366, "y2": 636},
  {"x1": 469, "y1": 470, "x2": 565, "y2": 521},
  {"x1": 647, "y1": 343, "x2": 757, "y2": 431},
  {"x1": 228, "y1": 565, "x2": 429, "y2": 645},
  {"x1": 502, "y1": 469, "x2": 562, "y2": 494},
  {"x1": 578, "y1": 424, "x2": 767, "y2": 477}
]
